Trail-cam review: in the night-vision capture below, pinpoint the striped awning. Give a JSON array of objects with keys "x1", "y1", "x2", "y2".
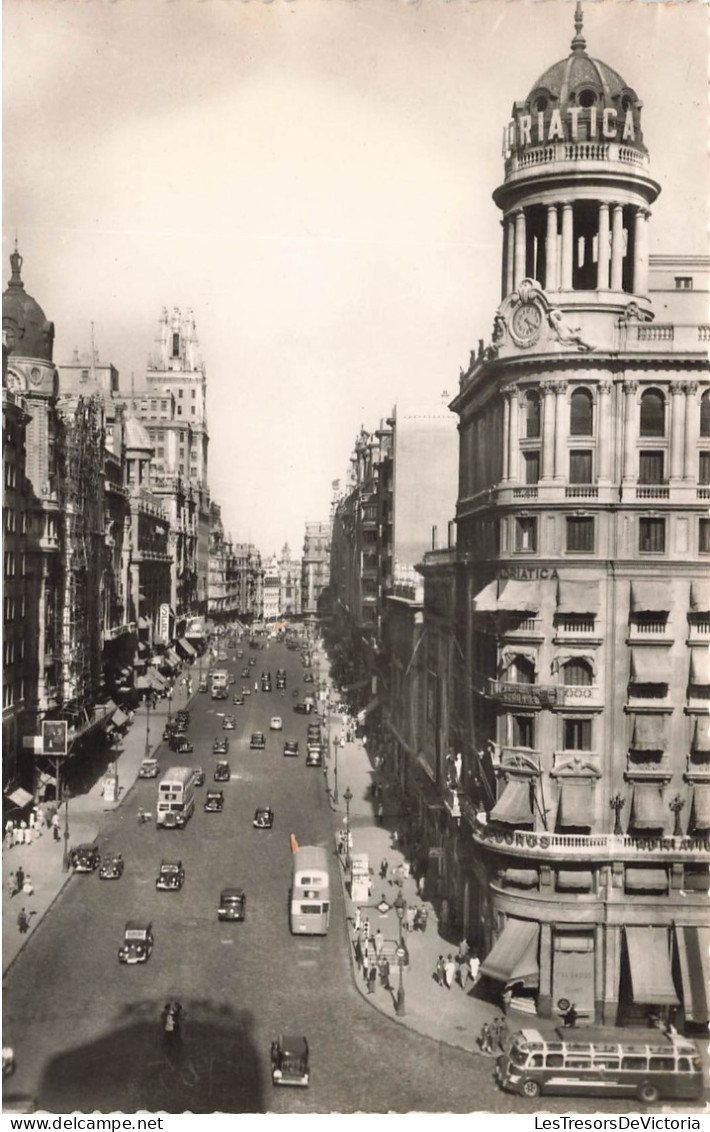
[
  {"x1": 625, "y1": 927, "x2": 678, "y2": 1006},
  {"x1": 497, "y1": 580, "x2": 540, "y2": 614},
  {"x1": 675, "y1": 925, "x2": 710, "y2": 1024},
  {"x1": 557, "y1": 781, "x2": 593, "y2": 830},
  {"x1": 480, "y1": 919, "x2": 539, "y2": 989},
  {"x1": 557, "y1": 580, "x2": 599, "y2": 615},
  {"x1": 177, "y1": 639, "x2": 197, "y2": 659},
  {"x1": 630, "y1": 581, "x2": 671, "y2": 613},
  {"x1": 490, "y1": 778, "x2": 533, "y2": 826}
]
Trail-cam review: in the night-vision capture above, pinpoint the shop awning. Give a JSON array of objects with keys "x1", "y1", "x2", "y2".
[
  {"x1": 497, "y1": 580, "x2": 540, "y2": 614},
  {"x1": 690, "y1": 650, "x2": 710, "y2": 685},
  {"x1": 113, "y1": 708, "x2": 129, "y2": 728},
  {"x1": 630, "y1": 784, "x2": 667, "y2": 831},
  {"x1": 630, "y1": 581, "x2": 671, "y2": 614},
  {"x1": 630, "y1": 714, "x2": 666, "y2": 752},
  {"x1": 557, "y1": 781, "x2": 593, "y2": 830},
  {"x1": 629, "y1": 650, "x2": 669, "y2": 685},
  {"x1": 490, "y1": 778, "x2": 534, "y2": 826},
  {"x1": 691, "y1": 785, "x2": 710, "y2": 832},
  {"x1": 147, "y1": 669, "x2": 168, "y2": 690},
  {"x1": 480, "y1": 919, "x2": 539, "y2": 989},
  {"x1": 625, "y1": 868, "x2": 669, "y2": 893},
  {"x1": 504, "y1": 869, "x2": 538, "y2": 888},
  {"x1": 692, "y1": 719, "x2": 710, "y2": 753},
  {"x1": 4, "y1": 787, "x2": 33, "y2": 809},
  {"x1": 138, "y1": 616, "x2": 151, "y2": 630},
  {"x1": 135, "y1": 675, "x2": 149, "y2": 690},
  {"x1": 472, "y1": 580, "x2": 499, "y2": 613},
  {"x1": 675, "y1": 925, "x2": 710, "y2": 1024},
  {"x1": 690, "y1": 580, "x2": 710, "y2": 613},
  {"x1": 557, "y1": 580, "x2": 599, "y2": 615},
  {"x1": 625, "y1": 927, "x2": 678, "y2": 1006},
  {"x1": 556, "y1": 871, "x2": 593, "y2": 891},
  {"x1": 176, "y1": 638, "x2": 197, "y2": 658}
]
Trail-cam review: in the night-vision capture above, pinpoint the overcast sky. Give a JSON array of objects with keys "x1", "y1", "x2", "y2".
[{"x1": 4, "y1": 0, "x2": 707, "y2": 556}]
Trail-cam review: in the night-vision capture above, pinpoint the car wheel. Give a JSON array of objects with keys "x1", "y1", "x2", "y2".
[
  {"x1": 637, "y1": 1082, "x2": 659, "y2": 1104},
  {"x1": 521, "y1": 1079, "x2": 540, "y2": 1098}
]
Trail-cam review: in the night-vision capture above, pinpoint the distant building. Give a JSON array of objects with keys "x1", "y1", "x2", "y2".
[
  {"x1": 263, "y1": 555, "x2": 280, "y2": 621},
  {"x1": 301, "y1": 521, "x2": 331, "y2": 616},
  {"x1": 278, "y1": 543, "x2": 301, "y2": 617}
]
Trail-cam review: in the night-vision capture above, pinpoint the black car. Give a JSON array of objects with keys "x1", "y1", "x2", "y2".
[
  {"x1": 192, "y1": 766, "x2": 206, "y2": 786},
  {"x1": 204, "y1": 790, "x2": 224, "y2": 813},
  {"x1": 70, "y1": 844, "x2": 101, "y2": 873},
  {"x1": 172, "y1": 737, "x2": 194, "y2": 755},
  {"x1": 156, "y1": 859, "x2": 185, "y2": 891},
  {"x1": 293, "y1": 703, "x2": 312, "y2": 715},
  {"x1": 218, "y1": 887, "x2": 246, "y2": 921},
  {"x1": 303, "y1": 673, "x2": 314, "y2": 684},
  {"x1": 250, "y1": 732, "x2": 266, "y2": 750},
  {"x1": 99, "y1": 853, "x2": 124, "y2": 879},
  {"x1": 305, "y1": 748, "x2": 323, "y2": 767},
  {"x1": 252, "y1": 807, "x2": 274, "y2": 829},
  {"x1": 214, "y1": 760, "x2": 231, "y2": 781},
  {"x1": 213, "y1": 736, "x2": 229, "y2": 755},
  {"x1": 283, "y1": 741, "x2": 299, "y2": 758}
]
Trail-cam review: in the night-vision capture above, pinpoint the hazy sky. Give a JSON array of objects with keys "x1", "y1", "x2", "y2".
[{"x1": 4, "y1": 0, "x2": 707, "y2": 556}]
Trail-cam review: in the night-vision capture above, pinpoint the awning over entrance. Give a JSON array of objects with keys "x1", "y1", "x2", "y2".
[
  {"x1": 690, "y1": 785, "x2": 710, "y2": 832},
  {"x1": 113, "y1": 708, "x2": 129, "y2": 728},
  {"x1": 556, "y1": 870, "x2": 593, "y2": 891},
  {"x1": 630, "y1": 581, "x2": 671, "y2": 614},
  {"x1": 148, "y1": 669, "x2": 168, "y2": 690},
  {"x1": 497, "y1": 580, "x2": 540, "y2": 614},
  {"x1": 629, "y1": 650, "x2": 669, "y2": 685},
  {"x1": 556, "y1": 580, "x2": 599, "y2": 615},
  {"x1": 629, "y1": 714, "x2": 666, "y2": 752},
  {"x1": 472, "y1": 581, "x2": 499, "y2": 612},
  {"x1": 4, "y1": 787, "x2": 33, "y2": 810},
  {"x1": 692, "y1": 719, "x2": 710, "y2": 753},
  {"x1": 557, "y1": 781, "x2": 593, "y2": 830},
  {"x1": 630, "y1": 784, "x2": 667, "y2": 832},
  {"x1": 625, "y1": 927, "x2": 678, "y2": 1006},
  {"x1": 176, "y1": 638, "x2": 197, "y2": 659},
  {"x1": 625, "y1": 868, "x2": 669, "y2": 893},
  {"x1": 490, "y1": 778, "x2": 533, "y2": 826},
  {"x1": 480, "y1": 919, "x2": 540, "y2": 989},
  {"x1": 690, "y1": 650, "x2": 710, "y2": 685},
  {"x1": 675, "y1": 925, "x2": 710, "y2": 1024},
  {"x1": 690, "y1": 580, "x2": 710, "y2": 613},
  {"x1": 160, "y1": 648, "x2": 181, "y2": 671}
]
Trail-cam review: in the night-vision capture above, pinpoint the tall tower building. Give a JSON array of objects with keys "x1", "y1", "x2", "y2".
[{"x1": 450, "y1": 6, "x2": 709, "y2": 1029}]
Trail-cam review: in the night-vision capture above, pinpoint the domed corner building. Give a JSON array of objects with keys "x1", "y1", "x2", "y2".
[{"x1": 439, "y1": 3, "x2": 710, "y2": 1029}]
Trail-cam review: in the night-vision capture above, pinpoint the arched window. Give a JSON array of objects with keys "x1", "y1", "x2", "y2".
[
  {"x1": 570, "y1": 389, "x2": 594, "y2": 436},
  {"x1": 562, "y1": 659, "x2": 593, "y2": 686},
  {"x1": 640, "y1": 389, "x2": 666, "y2": 437},
  {"x1": 700, "y1": 390, "x2": 710, "y2": 438},
  {"x1": 525, "y1": 391, "x2": 540, "y2": 439}
]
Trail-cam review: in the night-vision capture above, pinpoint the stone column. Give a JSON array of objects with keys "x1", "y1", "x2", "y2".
[
  {"x1": 504, "y1": 385, "x2": 520, "y2": 483},
  {"x1": 505, "y1": 216, "x2": 515, "y2": 298},
  {"x1": 502, "y1": 390, "x2": 511, "y2": 481},
  {"x1": 514, "y1": 210, "x2": 527, "y2": 289},
  {"x1": 597, "y1": 381, "x2": 613, "y2": 483},
  {"x1": 538, "y1": 921, "x2": 553, "y2": 1019},
  {"x1": 541, "y1": 381, "x2": 556, "y2": 480},
  {"x1": 670, "y1": 381, "x2": 686, "y2": 482},
  {"x1": 610, "y1": 204, "x2": 624, "y2": 291},
  {"x1": 560, "y1": 203, "x2": 573, "y2": 290},
  {"x1": 621, "y1": 380, "x2": 638, "y2": 482},
  {"x1": 633, "y1": 207, "x2": 650, "y2": 296},
  {"x1": 500, "y1": 220, "x2": 508, "y2": 301},
  {"x1": 597, "y1": 202, "x2": 610, "y2": 290},
  {"x1": 684, "y1": 382, "x2": 700, "y2": 480},
  {"x1": 545, "y1": 205, "x2": 559, "y2": 291},
  {"x1": 553, "y1": 380, "x2": 568, "y2": 480}
]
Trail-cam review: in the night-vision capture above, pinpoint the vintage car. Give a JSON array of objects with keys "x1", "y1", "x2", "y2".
[
  {"x1": 276, "y1": 678, "x2": 286, "y2": 690},
  {"x1": 204, "y1": 790, "x2": 224, "y2": 813},
  {"x1": 305, "y1": 748, "x2": 323, "y2": 768},
  {"x1": 99, "y1": 853, "x2": 124, "y2": 880},
  {"x1": 248, "y1": 657, "x2": 256, "y2": 667},
  {"x1": 233, "y1": 693, "x2": 245, "y2": 706},
  {"x1": 118, "y1": 920, "x2": 153, "y2": 964},
  {"x1": 253, "y1": 807, "x2": 274, "y2": 829},
  {"x1": 138, "y1": 758, "x2": 160, "y2": 779},
  {"x1": 198, "y1": 677, "x2": 209, "y2": 693},
  {"x1": 70, "y1": 843, "x2": 101, "y2": 872},
  {"x1": 214, "y1": 759, "x2": 231, "y2": 781},
  {"x1": 218, "y1": 887, "x2": 246, "y2": 922},
  {"x1": 176, "y1": 710, "x2": 190, "y2": 724},
  {"x1": 192, "y1": 766, "x2": 206, "y2": 786},
  {"x1": 303, "y1": 673, "x2": 314, "y2": 684},
  {"x1": 283, "y1": 741, "x2": 299, "y2": 758},
  {"x1": 250, "y1": 732, "x2": 266, "y2": 750},
  {"x1": 293, "y1": 703, "x2": 313, "y2": 715},
  {"x1": 162, "y1": 723, "x2": 177, "y2": 741},
  {"x1": 241, "y1": 667, "x2": 250, "y2": 678},
  {"x1": 156, "y1": 860, "x2": 185, "y2": 891},
  {"x1": 223, "y1": 714, "x2": 236, "y2": 730},
  {"x1": 236, "y1": 650, "x2": 244, "y2": 659},
  {"x1": 270, "y1": 716, "x2": 283, "y2": 731},
  {"x1": 213, "y1": 736, "x2": 229, "y2": 755},
  {"x1": 172, "y1": 737, "x2": 194, "y2": 755},
  {"x1": 270, "y1": 1034, "x2": 309, "y2": 1088}
]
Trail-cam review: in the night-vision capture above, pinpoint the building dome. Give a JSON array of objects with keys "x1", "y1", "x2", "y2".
[
  {"x1": 124, "y1": 413, "x2": 153, "y2": 453},
  {"x1": 2, "y1": 249, "x2": 55, "y2": 362}
]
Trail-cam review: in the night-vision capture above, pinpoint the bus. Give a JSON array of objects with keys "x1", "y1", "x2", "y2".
[
  {"x1": 211, "y1": 669, "x2": 228, "y2": 700},
  {"x1": 156, "y1": 766, "x2": 197, "y2": 829},
  {"x1": 290, "y1": 846, "x2": 330, "y2": 935},
  {"x1": 495, "y1": 1027, "x2": 703, "y2": 1104}
]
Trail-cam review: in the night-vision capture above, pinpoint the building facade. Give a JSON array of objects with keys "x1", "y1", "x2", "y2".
[
  {"x1": 301, "y1": 520, "x2": 331, "y2": 616},
  {"x1": 278, "y1": 543, "x2": 302, "y2": 618}
]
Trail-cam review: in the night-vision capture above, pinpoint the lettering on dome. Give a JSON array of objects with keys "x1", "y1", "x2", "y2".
[{"x1": 506, "y1": 107, "x2": 636, "y2": 150}]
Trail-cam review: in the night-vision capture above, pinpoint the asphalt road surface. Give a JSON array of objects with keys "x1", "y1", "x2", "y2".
[{"x1": 2, "y1": 640, "x2": 660, "y2": 1114}]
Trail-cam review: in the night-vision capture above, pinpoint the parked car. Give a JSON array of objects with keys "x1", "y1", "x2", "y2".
[
  {"x1": 213, "y1": 736, "x2": 229, "y2": 755},
  {"x1": 252, "y1": 806, "x2": 274, "y2": 829},
  {"x1": 271, "y1": 1034, "x2": 309, "y2": 1088},
  {"x1": 250, "y1": 732, "x2": 266, "y2": 750},
  {"x1": 223, "y1": 714, "x2": 236, "y2": 730},
  {"x1": 198, "y1": 677, "x2": 209, "y2": 693},
  {"x1": 270, "y1": 716, "x2": 283, "y2": 731},
  {"x1": 204, "y1": 790, "x2": 224, "y2": 813},
  {"x1": 156, "y1": 859, "x2": 185, "y2": 891},
  {"x1": 172, "y1": 737, "x2": 194, "y2": 755},
  {"x1": 118, "y1": 920, "x2": 153, "y2": 964},
  {"x1": 293, "y1": 703, "x2": 313, "y2": 715},
  {"x1": 242, "y1": 687, "x2": 251, "y2": 697},
  {"x1": 283, "y1": 741, "x2": 299, "y2": 758},
  {"x1": 163, "y1": 723, "x2": 177, "y2": 741},
  {"x1": 70, "y1": 844, "x2": 101, "y2": 872},
  {"x1": 303, "y1": 673, "x2": 314, "y2": 684},
  {"x1": 214, "y1": 759, "x2": 231, "y2": 782},
  {"x1": 218, "y1": 887, "x2": 246, "y2": 922},
  {"x1": 241, "y1": 668, "x2": 250, "y2": 679},
  {"x1": 99, "y1": 853, "x2": 124, "y2": 880},
  {"x1": 138, "y1": 758, "x2": 160, "y2": 779}
]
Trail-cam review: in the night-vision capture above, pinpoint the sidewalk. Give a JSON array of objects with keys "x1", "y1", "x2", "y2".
[{"x1": 2, "y1": 681, "x2": 194, "y2": 976}]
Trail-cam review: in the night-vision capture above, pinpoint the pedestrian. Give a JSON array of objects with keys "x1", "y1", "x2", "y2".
[
  {"x1": 502, "y1": 987, "x2": 513, "y2": 1015},
  {"x1": 367, "y1": 964, "x2": 377, "y2": 995},
  {"x1": 457, "y1": 937, "x2": 471, "y2": 961},
  {"x1": 4, "y1": 819, "x2": 13, "y2": 850},
  {"x1": 434, "y1": 955, "x2": 445, "y2": 986},
  {"x1": 469, "y1": 954, "x2": 480, "y2": 986},
  {"x1": 362, "y1": 951, "x2": 371, "y2": 983},
  {"x1": 8, "y1": 872, "x2": 16, "y2": 899},
  {"x1": 15, "y1": 865, "x2": 25, "y2": 893},
  {"x1": 17, "y1": 907, "x2": 29, "y2": 934},
  {"x1": 354, "y1": 907, "x2": 362, "y2": 933},
  {"x1": 379, "y1": 956, "x2": 391, "y2": 990},
  {"x1": 489, "y1": 1017, "x2": 501, "y2": 1052},
  {"x1": 444, "y1": 954, "x2": 456, "y2": 989},
  {"x1": 376, "y1": 802, "x2": 384, "y2": 826},
  {"x1": 405, "y1": 905, "x2": 415, "y2": 933},
  {"x1": 379, "y1": 857, "x2": 388, "y2": 880},
  {"x1": 563, "y1": 1002, "x2": 578, "y2": 1028},
  {"x1": 418, "y1": 905, "x2": 429, "y2": 933},
  {"x1": 35, "y1": 806, "x2": 44, "y2": 837},
  {"x1": 22, "y1": 874, "x2": 34, "y2": 897},
  {"x1": 19, "y1": 820, "x2": 29, "y2": 845},
  {"x1": 374, "y1": 929, "x2": 384, "y2": 958},
  {"x1": 28, "y1": 811, "x2": 36, "y2": 836},
  {"x1": 478, "y1": 1022, "x2": 491, "y2": 1054},
  {"x1": 353, "y1": 935, "x2": 363, "y2": 967},
  {"x1": 391, "y1": 829, "x2": 399, "y2": 848},
  {"x1": 51, "y1": 813, "x2": 60, "y2": 842},
  {"x1": 12, "y1": 823, "x2": 22, "y2": 847},
  {"x1": 417, "y1": 875, "x2": 426, "y2": 898},
  {"x1": 458, "y1": 958, "x2": 470, "y2": 991}
]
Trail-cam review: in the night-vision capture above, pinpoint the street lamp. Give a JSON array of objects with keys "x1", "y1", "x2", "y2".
[
  {"x1": 669, "y1": 795, "x2": 685, "y2": 838},
  {"x1": 343, "y1": 786, "x2": 353, "y2": 869},
  {"x1": 609, "y1": 792, "x2": 625, "y2": 836},
  {"x1": 144, "y1": 697, "x2": 152, "y2": 759},
  {"x1": 167, "y1": 688, "x2": 173, "y2": 725},
  {"x1": 393, "y1": 891, "x2": 406, "y2": 1016},
  {"x1": 62, "y1": 788, "x2": 71, "y2": 873},
  {"x1": 333, "y1": 736, "x2": 339, "y2": 804}
]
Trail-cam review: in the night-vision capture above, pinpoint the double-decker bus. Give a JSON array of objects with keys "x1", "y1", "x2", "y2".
[
  {"x1": 156, "y1": 766, "x2": 197, "y2": 828},
  {"x1": 495, "y1": 1027, "x2": 703, "y2": 1103},
  {"x1": 290, "y1": 846, "x2": 330, "y2": 935},
  {"x1": 211, "y1": 669, "x2": 228, "y2": 700}
]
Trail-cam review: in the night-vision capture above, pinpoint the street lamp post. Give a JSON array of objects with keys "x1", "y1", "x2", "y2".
[
  {"x1": 62, "y1": 789, "x2": 71, "y2": 873},
  {"x1": 393, "y1": 891, "x2": 406, "y2": 1016},
  {"x1": 144, "y1": 698, "x2": 152, "y2": 759},
  {"x1": 343, "y1": 786, "x2": 353, "y2": 870},
  {"x1": 167, "y1": 688, "x2": 173, "y2": 725},
  {"x1": 609, "y1": 793, "x2": 625, "y2": 836},
  {"x1": 333, "y1": 736, "x2": 339, "y2": 804}
]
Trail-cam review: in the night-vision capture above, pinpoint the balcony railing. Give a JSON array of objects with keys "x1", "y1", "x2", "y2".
[
  {"x1": 636, "y1": 486, "x2": 670, "y2": 500},
  {"x1": 565, "y1": 486, "x2": 599, "y2": 499},
  {"x1": 513, "y1": 487, "x2": 538, "y2": 499},
  {"x1": 471, "y1": 814, "x2": 710, "y2": 861}
]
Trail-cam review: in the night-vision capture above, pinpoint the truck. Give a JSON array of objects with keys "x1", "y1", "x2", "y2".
[{"x1": 211, "y1": 669, "x2": 229, "y2": 700}]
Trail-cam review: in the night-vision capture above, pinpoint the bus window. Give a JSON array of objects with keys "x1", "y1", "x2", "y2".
[
  {"x1": 650, "y1": 1057, "x2": 675, "y2": 1072},
  {"x1": 678, "y1": 1059, "x2": 692, "y2": 1073},
  {"x1": 622, "y1": 1056, "x2": 646, "y2": 1070},
  {"x1": 546, "y1": 1054, "x2": 563, "y2": 1068},
  {"x1": 530, "y1": 1054, "x2": 543, "y2": 1068},
  {"x1": 593, "y1": 1055, "x2": 620, "y2": 1070}
]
